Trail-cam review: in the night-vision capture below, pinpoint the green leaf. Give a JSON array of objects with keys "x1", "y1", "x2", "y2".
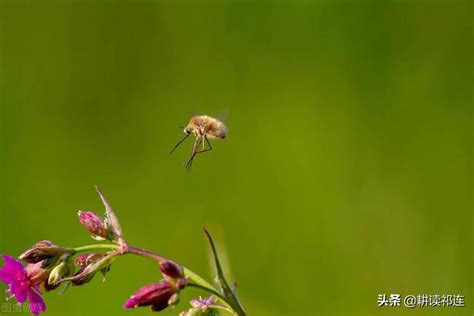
[{"x1": 203, "y1": 228, "x2": 246, "y2": 316}]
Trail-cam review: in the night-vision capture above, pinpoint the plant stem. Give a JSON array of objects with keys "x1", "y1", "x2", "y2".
[
  {"x1": 73, "y1": 244, "x2": 120, "y2": 253},
  {"x1": 72, "y1": 243, "x2": 236, "y2": 312}
]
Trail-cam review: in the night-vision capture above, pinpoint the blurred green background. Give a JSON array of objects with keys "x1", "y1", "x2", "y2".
[{"x1": 0, "y1": 1, "x2": 472, "y2": 315}]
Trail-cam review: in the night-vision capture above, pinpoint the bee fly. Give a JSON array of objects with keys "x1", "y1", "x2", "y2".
[{"x1": 170, "y1": 115, "x2": 228, "y2": 172}]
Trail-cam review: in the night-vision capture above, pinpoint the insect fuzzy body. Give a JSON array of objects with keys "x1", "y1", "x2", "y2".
[{"x1": 170, "y1": 115, "x2": 227, "y2": 172}]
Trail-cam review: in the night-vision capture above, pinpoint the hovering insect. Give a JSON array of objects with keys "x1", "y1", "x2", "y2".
[{"x1": 170, "y1": 115, "x2": 228, "y2": 172}]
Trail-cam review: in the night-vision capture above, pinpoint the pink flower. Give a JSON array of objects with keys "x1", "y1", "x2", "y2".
[
  {"x1": 179, "y1": 296, "x2": 219, "y2": 316},
  {"x1": 0, "y1": 255, "x2": 46, "y2": 316}
]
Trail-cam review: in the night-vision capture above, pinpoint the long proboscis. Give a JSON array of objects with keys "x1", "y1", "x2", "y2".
[{"x1": 170, "y1": 134, "x2": 189, "y2": 155}]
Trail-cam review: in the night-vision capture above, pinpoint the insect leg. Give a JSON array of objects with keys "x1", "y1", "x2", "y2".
[
  {"x1": 185, "y1": 136, "x2": 213, "y2": 173},
  {"x1": 194, "y1": 136, "x2": 213, "y2": 154},
  {"x1": 205, "y1": 136, "x2": 212, "y2": 151},
  {"x1": 186, "y1": 137, "x2": 202, "y2": 173}
]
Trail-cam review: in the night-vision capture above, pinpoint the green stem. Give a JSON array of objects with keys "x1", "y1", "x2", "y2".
[
  {"x1": 72, "y1": 243, "x2": 235, "y2": 311},
  {"x1": 73, "y1": 244, "x2": 119, "y2": 253}
]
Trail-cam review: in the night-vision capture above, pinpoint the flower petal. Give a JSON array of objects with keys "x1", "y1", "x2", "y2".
[
  {"x1": 123, "y1": 297, "x2": 138, "y2": 308},
  {"x1": 2, "y1": 255, "x2": 25, "y2": 272},
  {"x1": 0, "y1": 256, "x2": 25, "y2": 284},
  {"x1": 28, "y1": 289, "x2": 46, "y2": 315},
  {"x1": 0, "y1": 269, "x2": 16, "y2": 284},
  {"x1": 10, "y1": 281, "x2": 29, "y2": 303}
]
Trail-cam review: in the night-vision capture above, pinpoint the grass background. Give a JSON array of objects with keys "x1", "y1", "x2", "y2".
[{"x1": 0, "y1": 1, "x2": 472, "y2": 315}]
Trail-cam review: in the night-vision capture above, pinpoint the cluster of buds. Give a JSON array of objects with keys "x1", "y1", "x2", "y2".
[
  {"x1": 0, "y1": 192, "x2": 124, "y2": 316},
  {"x1": 0, "y1": 241, "x2": 75, "y2": 315},
  {"x1": 19, "y1": 240, "x2": 74, "y2": 291},
  {"x1": 70, "y1": 253, "x2": 110, "y2": 286},
  {"x1": 123, "y1": 260, "x2": 187, "y2": 312}
]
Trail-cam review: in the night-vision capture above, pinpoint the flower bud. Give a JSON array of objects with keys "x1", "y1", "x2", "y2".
[
  {"x1": 160, "y1": 260, "x2": 184, "y2": 280},
  {"x1": 78, "y1": 211, "x2": 113, "y2": 240},
  {"x1": 19, "y1": 240, "x2": 71, "y2": 264},
  {"x1": 70, "y1": 253, "x2": 109, "y2": 286},
  {"x1": 74, "y1": 253, "x2": 106, "y2": 267},
  {"x1": 48, "y1": 258, "x2": 74, "y2": 285},
  {"x1": 66, "y1": 252, "x2": 116, "y2": 286},
  {"x1": 123, "y1": 281, "x2": 176, "y2": 312},
  {"x1": 44, "y1": 278, "x2": 61, "y2": 291},
  {"x1": 70, "y1": 267, "x2": 96, "y2": 286}
]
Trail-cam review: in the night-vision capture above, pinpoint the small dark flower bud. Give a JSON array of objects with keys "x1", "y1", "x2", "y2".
[
  {"x1": 123, "y1": 281, "x2": 176, "y2": 312},
  {"x1": 78, "y1": 211, "x2": 113, "y2": 240},
  {"x1": 70, "y1": 267, "x2": 96, "y2": 286},
  {"x1": 71, "y1": 254, "x2": 107, "y2": 286},
  {"x1": 44, "y1": 278, "x2": 61, "y2": 291},
  {"x1": 19, "y1": 240, "x2": 71, "y2": 264},
  {"x1": 74, "y1": 253, "x2": 106, "y2": 267},
  {"x1": 160, "y1": 260, "x2": 184, "y2": 280},
  {"x1": 63, "y1": 252, "x2": 116, "y2": 286},
  {"x1": 74, "y1": 254, "x2": 91, "y2": 267}
]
